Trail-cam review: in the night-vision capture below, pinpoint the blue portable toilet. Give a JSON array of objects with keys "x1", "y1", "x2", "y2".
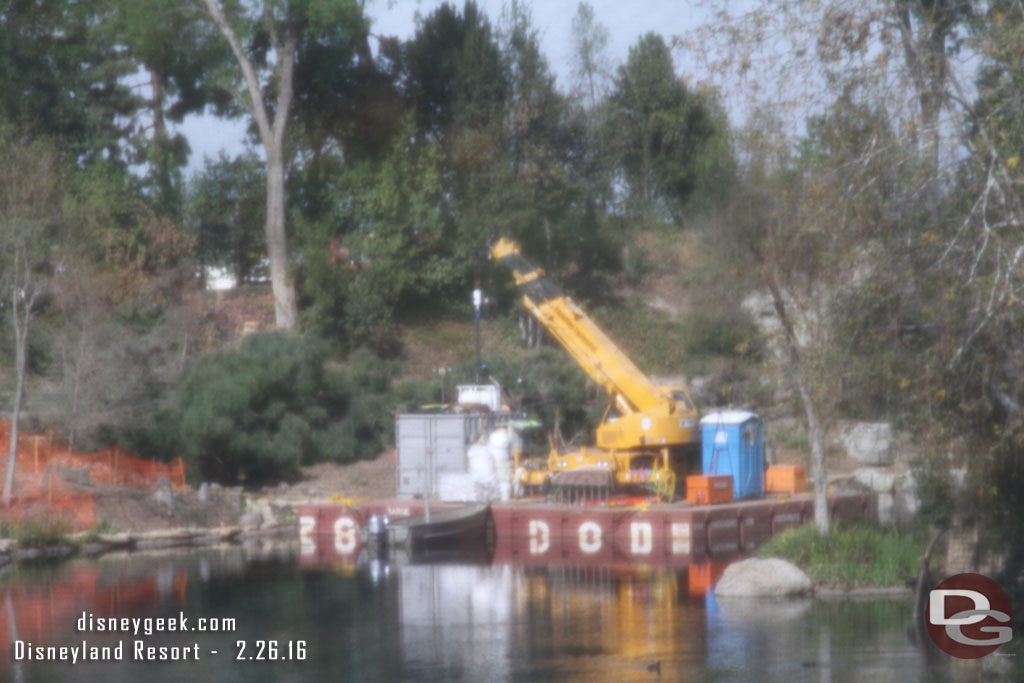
[{"x1": 700, "y1": 411, "x2": 764, "y2": 500}]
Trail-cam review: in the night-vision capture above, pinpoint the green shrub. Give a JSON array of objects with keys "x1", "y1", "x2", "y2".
[
  {"x1": 758, "y1": 521, "x2": 923, "y2": 587},
  {"x1": 774, "y1": 426, "x2": 809, "y2": 452},
  {"x1": 172, "y1": 333, "x2": 399, "y2": 484},
  {"x1": 622, "y1": 244, "x2": 650, "y2": 285},
  {"x1": 457, "y1": 347, "x2": 599, "y2": 454},
  {"x1": 0, "y1": 519, "x2": 69, "y2": 547},
  {"x1": 680, "y1": 311, "x2": 760, "y2": 357},
  {"x1": 592, "y1": 301, "x2": 691, "y2": 373},
  {"x1": 909, "y1": 451, "x2": 955, "y2": 528},
  {"x1": 592, "y1": 301, "x2": 761, "y2": 375},
  {"x1": 392, "y1": 377, "x2": 440, "y2": 412}
]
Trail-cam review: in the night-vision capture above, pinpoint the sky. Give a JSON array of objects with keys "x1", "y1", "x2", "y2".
[{"x1": 181, "y1": 0, "x2": 725, "y2": 173}]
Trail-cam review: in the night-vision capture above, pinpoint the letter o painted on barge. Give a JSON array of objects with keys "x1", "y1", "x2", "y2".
[{"x1": 578, "y1": 521, "x2": 603, "y2": 554}]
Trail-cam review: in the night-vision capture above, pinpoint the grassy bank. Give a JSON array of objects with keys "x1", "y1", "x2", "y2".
[{"x1": 757, "y1": 521, "x2": 924, "y2": 588}]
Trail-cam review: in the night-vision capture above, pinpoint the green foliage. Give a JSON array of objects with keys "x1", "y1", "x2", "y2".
[
  {"x1": 759, "y1": 521, "x2": 923, "y2": 587},
  {"x1": 605, "y1": 32, "x2": 734, "y2": 225},
  {"x1": 405, "y1": 1, "x2": 507, "y2": 137},
  {"x1": 569, "y1": 2, "x2": 611, "y2": 108},
  {"x1": 909, "y1": 450, "x2": 956, "y2": 528},
  {"x1": 463, "y1": 346, "x2": 599, "y2": 451},
  {"x1": 292, "y1": 0, "x2": 604, "y2": 344},
  {"x1": 186, "y1": 152, "x2": 266, "y2": 285},
  {"x1": 291, "y1": 0, "x2": 382, "y2": 155},
  {"x1": 171, "y1": 333, "x2": 398, "y2": 484},
  {"x1": 680, "y1": 311, "x2": 761, "y2": 358},
  {"x1": 0, "y1": 519, "x2": 69, "y2": 547},
  {"x1": 297, "y1": 113, "x2": 455, "y2": 350},
  {"x1": 0, "y1": 1, "x2": 141, "y2": 165},
  {"x1": 622, "y1": 243, "x2": 650, "y2": 285},
  {"x1": 391, "y1": 377, "x2": 440, "y2": 413},
  {"x1": 773, "y1": 426, "x2": 809, "y2": 453},
  {"x1": 592, "y1": 300, "x2": 760, "y2": 375},
  {"x1": 65, "y1": 159, "x2": 195, "y2": 287}
]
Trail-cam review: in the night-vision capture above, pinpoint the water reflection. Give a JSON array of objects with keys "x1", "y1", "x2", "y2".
[{"x1": 1, "y1": 544, "x2": 1019, "y2": 682}]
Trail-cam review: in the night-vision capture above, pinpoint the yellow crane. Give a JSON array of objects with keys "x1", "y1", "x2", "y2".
[{"x1": 492, "y1": 238, "x2": 699, "y2": 501}]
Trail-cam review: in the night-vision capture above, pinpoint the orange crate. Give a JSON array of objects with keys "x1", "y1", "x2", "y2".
[
  {"x1": 765, "y1": 465, "x2": 806, "y2": 494},
  {"x1": 686, "y1": 475, "x2": 734, "y2": 505}
]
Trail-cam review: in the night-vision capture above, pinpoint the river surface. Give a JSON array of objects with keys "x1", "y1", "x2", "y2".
[{"x1": 1, "y1": 542, "x2": 1019, "y2": 682}]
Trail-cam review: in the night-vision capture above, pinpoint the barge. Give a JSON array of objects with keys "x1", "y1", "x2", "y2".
[{"x1": 298, "y1": 491, "x2": 874, "y2": 568}]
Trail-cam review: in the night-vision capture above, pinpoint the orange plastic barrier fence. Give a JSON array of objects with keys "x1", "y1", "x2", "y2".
[{"x1": 0, "y1": 420, "x2": 185, "y2": 532}]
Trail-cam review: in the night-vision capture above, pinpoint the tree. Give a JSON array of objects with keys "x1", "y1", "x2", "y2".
[
  {"x1": 187, "y1": 152, "x2": 267, "y2": 286},
  {"x1": 196, "y1": 0, "x2": 365, "y2": 330},
  {"x1": 173, "y1": 334, "x2": 397, "y2": 483},
  {"x1": 607, "y1": 33, "x2": 732, "y2": 225},
  {"x1": 498, "y1": 0, "x2": 582, "y2": 263},
  {"x1": 404, "y1": 1, "x2": 508, "y2": 143},
  {"x1": 570, "y1": 2, "x2": 611, "y2": 110},
  {"x1": 0, "y1": 1, "x2": 142, "y2": 165},
  {"x1": 0, "y1": 133, "x2": 64, "y2": 506},
  {"x1": 113, "y1": 0, "x2": 237, "y2": 220},
  {"x1": 718, "y1": 97, "x2": 917, "y2": 534},
  {"x1": 889, "y1": 0, "x2": 973, "y2": 167},
  {"x1": 686, "y1": 0, "x2": 1024, "y2": 550},
  {"x1": 198, "y1": 0, "x2": 298, "y2": 329},
  {"x1": 402, "y1": 1, "x2": 509, "y2": 251},
  {"x1": 918, "y1": 2, "x2": 1024, "y2": 583},
  {"x1": 300, "y1": 113, "x2": 453, "y2": 350}
]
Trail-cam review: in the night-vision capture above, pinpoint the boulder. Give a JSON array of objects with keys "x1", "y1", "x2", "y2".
[
  {"x1": 877, "y1": 492, "x2": 895, "y2": 525},
  {"x1": 851, "y1": 467, "x2": 896, "y2": 493},
  {"x1": 714, "y1": 558, "x2": 812, "y2": 598},
  {"x1": 838, "y1": 422, "x2": 894, "y2": 465},
  {"x1": 239, "y1": 509, "x2": 263, "y2": 530},
  {"x1": 894, "y1": 470, "x2": 920, "y2": 522},
  {"x1": 152, "y1": 487, "x2": 174, "y2": 510}
]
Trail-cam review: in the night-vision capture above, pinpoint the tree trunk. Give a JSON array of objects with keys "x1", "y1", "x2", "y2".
[
  {"x1": 151, "y1": 69, "x2": 165, "y2": 141},
  {"x1": 265, "y1": 145, "x2": 296, "y2": 329},
  {"x1": 201, "y1": 0, "x2": 298, "y2": 330},
  {"x1": 794, "y1": 368, "x2": 830, "y2": 535},
  {"x1": 67, "y1": 329, "x2": 88, "y2": 455},
  {"x1": 2, "y1": 288, "x2": 29, "y2": 507},
  {"x1": 765, "y1": 271, "x2": 830, "y2": 534}
]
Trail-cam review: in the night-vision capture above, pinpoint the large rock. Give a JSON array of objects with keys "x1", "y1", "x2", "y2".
[
  {"x1": 849, "y1": 467, "x2": 900, "y2": 524},
  {"x1": 838, "y1": 421, "x2": 894, "y2": 465},
  {"x1": 714, "y1": 558, "x2": 812, "y2": 598},
  {"x1": 894, "y1": 470, "x2": 920, "y2": 522},
  {"x1": 851, "y1": 467, "x2": 896, "y2": 493}
]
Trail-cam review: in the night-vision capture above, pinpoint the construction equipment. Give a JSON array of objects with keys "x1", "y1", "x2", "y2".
[{"x1": 492, "y1": 238, "x2": 700, "y2": 501}]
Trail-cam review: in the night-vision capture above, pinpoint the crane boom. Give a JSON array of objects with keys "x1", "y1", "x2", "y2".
[
  {"x1": 492, "y1": 238, "x2": 669, "y2": 416},
  {"x1": 493, "y1": 238, "x2": 700, "y2": 500}
]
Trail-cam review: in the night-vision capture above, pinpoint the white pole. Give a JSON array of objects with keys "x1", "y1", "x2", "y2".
[{"x1": 425, "y1": 418, "x2": 432, "y2": 524}]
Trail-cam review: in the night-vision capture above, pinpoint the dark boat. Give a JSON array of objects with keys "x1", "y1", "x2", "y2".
[{"x1": 386, "y1": 503, "x2": 492, "y2": 553}]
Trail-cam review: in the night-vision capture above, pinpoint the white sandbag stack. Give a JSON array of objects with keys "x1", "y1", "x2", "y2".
[
  {"x1": 437, "y1": 473, "x2": 479, "y2": 502},
  {"x1": 438, "y1": 443, "x2": 499, "y2": 502},
  {"x1": 467, "y1": 443, "x2": 495, "y2": 477},
  {"x1": 488, "y1": 429, "x2": 513, "y2": 500}
]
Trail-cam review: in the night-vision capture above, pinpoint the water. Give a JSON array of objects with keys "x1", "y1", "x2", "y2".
[{"x1": 2, "y1": 543, "x2": 1019, "y2": 682}]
